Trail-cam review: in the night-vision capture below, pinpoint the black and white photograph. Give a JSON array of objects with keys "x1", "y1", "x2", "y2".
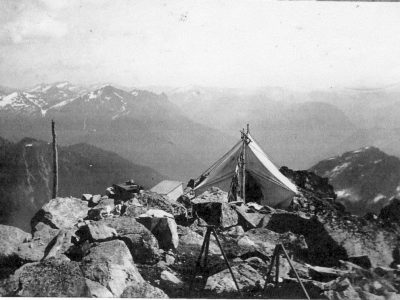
[{"x1": 1, "y1": 0, "x2": 400, "y2": 298}]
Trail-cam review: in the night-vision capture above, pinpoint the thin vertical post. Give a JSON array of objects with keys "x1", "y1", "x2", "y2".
[
  {"x1": 242, "y1": 132, "x2": 246, "y2": 203},
  {"x1": 51, "y1": 120, "x2": 58, "y2": 199}
]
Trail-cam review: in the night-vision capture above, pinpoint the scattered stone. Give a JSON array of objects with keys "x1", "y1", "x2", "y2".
[
  {"x1": 31, "y1": 197, "x2": 89, "y2": 230},
  {"x1": 80, "y1": 239, "x2": 144, "y2": 297}
]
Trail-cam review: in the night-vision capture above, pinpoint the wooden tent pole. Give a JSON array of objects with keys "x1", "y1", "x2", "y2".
[{"x1": 51, "y1": 120, "x2": 58, "y2": 199}]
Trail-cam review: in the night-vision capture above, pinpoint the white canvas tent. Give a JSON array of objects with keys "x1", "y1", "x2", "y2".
[{"x1": 193, "y1": 129, "x2": 298, "y2": 208}]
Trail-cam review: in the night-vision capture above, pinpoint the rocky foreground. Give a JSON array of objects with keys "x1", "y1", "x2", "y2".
[{"x1": 1, "y1": 177, "x2": 400, "y2": 299}]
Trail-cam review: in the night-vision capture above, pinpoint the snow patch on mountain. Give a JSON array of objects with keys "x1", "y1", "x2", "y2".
[
  {"x1": 324, "y1": 162, "x2": 350, "y2": 178},
  {"x1": 0, "y1": 92, "x2": 19, "y2": 107},
  {"x1": 373, "y1": 194, "x2": 386, "y2": 203}
]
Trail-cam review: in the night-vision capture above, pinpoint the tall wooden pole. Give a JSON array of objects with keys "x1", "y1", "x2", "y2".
[
  {"x1": 52, "y1": 120, "x2": 58, "y2": 199},
  {"x1": 242, "y1": 131, "x2": 246, "y2": 203}
]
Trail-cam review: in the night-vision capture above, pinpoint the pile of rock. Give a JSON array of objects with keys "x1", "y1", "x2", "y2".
[{"x1": 1, "y1": 182, "x2": 400, "y2": 299}]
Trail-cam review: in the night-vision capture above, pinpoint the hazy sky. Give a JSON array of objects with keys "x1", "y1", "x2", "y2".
[{"x1": 0, "y1": 0, "x2": 400, "y2": 90}]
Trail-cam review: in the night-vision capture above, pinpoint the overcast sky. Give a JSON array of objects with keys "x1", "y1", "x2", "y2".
[{"x1": 0, "y1": 0, "x2": 400, "y2": 90}]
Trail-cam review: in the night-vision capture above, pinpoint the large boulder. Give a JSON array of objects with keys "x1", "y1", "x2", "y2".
[
  {"x1": 229, "y1": 228, "x2": 307, "y2": 260},
  {"x1": 17, "y1": 223, "x2": 61, "y2": 262},
  {"x1": 137, "y1": 209, "x2": 179, "y2": 250},
  {"x1": 31, "y1": 197, "x2": 89, "y2": 231},
  {"x1": 93, "y1": 216, "x2": 160, "y2": 263},
  {"x1": 0, "y1": 225, "x2": 30, "y2": 266},
  {"x1": 0, "y1": 225, "x2": 31, "y2": 280},
  {"x1": 85, "y1": 222, "x2": 118, "y2": 242},
  {"x1": 324, "y1": 278, "x2": 362, "y2": 300},
  {"x1": 10, "y1": 259, "x2": 90, "y2": 297},
  {"x1": 85, "y1": 279, "x2": 114, "y2": 298},
  {"x1": 136, "y1": 191, "x2": 187, "y2": 219},
  {"x1": 191, "y1": 194, "x2": 238, "y2": 228},
  {"x1": 204, "y1": 263, "x2": 264, "y2": 295},
  {"x1": 121, "y1": 282, "x2": 168, "y2": 298},
  {"x1": 80, "y1": 239, "x2": 144, "y2": 297}
]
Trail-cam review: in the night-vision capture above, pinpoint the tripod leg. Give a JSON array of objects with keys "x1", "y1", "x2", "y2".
[
  {"x1": 189, "y1": 229, "x2": 210, "y2": 292},
  {"x1": 211, "y1": 228, "x2": 242, "y2": 296},
  {"x1": 203, "y1": 228, "x2": 211, "y2": 268},
  {"x1": 275, "y1": 247, "x2": 280, "y2": 286},
  {"x1": 280, "y1": 244, "x2": 311, "y2": 300},
  {"x1": 263, "y1": 246, "x2": 278, "y2": 291}
]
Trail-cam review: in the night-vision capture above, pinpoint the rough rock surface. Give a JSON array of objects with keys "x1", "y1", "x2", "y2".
[
  {"x1": 86, "y1": 222, "x2": 118, "y2": 241},
  {"x1": 136, "y1": 191, "x2": 187, "y2": 219},
  {"x1": 121, "y1": 282, "x2": 169, "y2": 298},
  {"x1": 85, "y1": 279, "x2": 114, "y2": 298},
  {"x1": 17, "y1": 223, "x2": 60, "y2": 262},
  {"x1": 80, "y1": 239, "x2": 144, "y2": 297},
  {"x1": 138, "y1": 210, "x2": 179, "y2": 250},
  {"x1": 204, "y1": 263, "x2": 264, "y2": 295},
  {"x1": 11, "y1": 259, "x2": 90, "y2": 297},
  {"x1": 0, "y1": 225, "x2": 30, "y2": 265},
  {"x1": 93, "y1": 216, "x2": 161, "y2": 263},
  {"x1": 31, "y1": 197, "x2": 88, "y2": 230}
]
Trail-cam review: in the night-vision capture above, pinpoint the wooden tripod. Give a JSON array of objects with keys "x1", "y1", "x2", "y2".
[
  {"x1": 264, "y1": 243, "x2": 311, "y2": 300},
  {"x1": 189, "y1": 225, "x2": 242, "y2": 297}
]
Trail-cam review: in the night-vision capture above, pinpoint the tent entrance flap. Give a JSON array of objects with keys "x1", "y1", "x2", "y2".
[{"x1": 193, "y1": 128, "x2": 298, "y2": 208}]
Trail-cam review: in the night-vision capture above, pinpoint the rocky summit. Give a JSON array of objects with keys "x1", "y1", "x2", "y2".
[{"x1": 1, "y1": 177, "x2": 400, "y2": 299}]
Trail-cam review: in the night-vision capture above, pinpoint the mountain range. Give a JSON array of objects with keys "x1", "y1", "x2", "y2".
[
  {"x1": 0, "y1": 82, "x2": 234, "y2": 180},
  {"x1": 0, "y1": 137, "x2": 163, "y2": 231},
  {"x1": 3, "y1": 81, "x2": 400, "y2": 182},
  {"x1": 166, "y1": 85, "x2": 400, "y2": 170},
  {"x1": 310, "y1": 146, "x2": 400, "y2": 216}
]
